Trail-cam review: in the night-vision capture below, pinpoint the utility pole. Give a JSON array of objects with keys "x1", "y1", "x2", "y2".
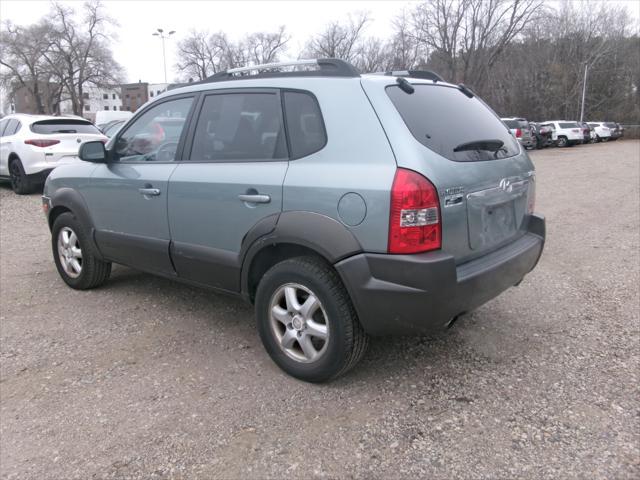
[
  {"x1": 580, "y1": 63, "x2": 588, "y2": 122},
  {"x1": 152, "y1": 28, "x2": 175, "y2": 83}
]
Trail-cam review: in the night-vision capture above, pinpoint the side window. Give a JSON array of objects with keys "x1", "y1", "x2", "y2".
[
  {"x1": 114, "y1": 96, "x2": 193, "y2": 162},
  {"x1": 10, "y1": 121, "x2": 21, "y2": 135},
  {"x1": 189, "y1": 92, "x2": 286, "y2": 161},
  {"x1": 3, "y1": 119, "x2": 18, "y2": 137},
  {"x1": 0, "y1": 119, "x2": 9, "y2": 137},
  {"x1": 283, "y1": 91, "x2": 327, "y2": 158}
]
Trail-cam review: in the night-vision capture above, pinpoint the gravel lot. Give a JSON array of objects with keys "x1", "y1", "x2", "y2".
[{"x1": 1, "y1": 140, "x2": 638, "y2": 479}]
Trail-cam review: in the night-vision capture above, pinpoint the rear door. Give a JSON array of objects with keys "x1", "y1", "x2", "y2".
[
  {"x1": 167, "y1": 89, "x2": 288, "y2": 292},
  {"x1": 363, "y1": 79, "x2": 535, "y2": 263},
  {"x1": 84, "y1": 95, "x2": 196, "y2": 275},
  {"x1": 0, "y1": 118, "x2": 17, "y2": 176}
]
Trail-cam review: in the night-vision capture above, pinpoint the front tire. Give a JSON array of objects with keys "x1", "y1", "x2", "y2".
[
  {"x1": 9, "y1": 158, "x2": 34, "y2": 195},
  {"x1": 52, "y1": 212, "x2": 111, "y2": 289},
  {"x1": 255, "y1": 256, "x2": 369, "y2": 382}
]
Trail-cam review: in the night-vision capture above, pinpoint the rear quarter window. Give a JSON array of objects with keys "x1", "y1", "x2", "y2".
[
  {"x1": 31, "y1": 120, "x2": 100, "y2": 135},
  {"x1": 387, "y1": 84, "x2": 519, "y2": 162},
  {"x1": 283, "y1": 91, "x2": 327, "y2": 159},
  {"x1": 2, "y1": 119, "x2": 18, "y2": 136}
]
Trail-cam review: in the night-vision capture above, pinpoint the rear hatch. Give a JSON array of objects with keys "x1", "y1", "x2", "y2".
[
  {"x1": 362, "y1": 78, "x2": 535, "y2": 264},
  {"x1": 504, "y1": 119, "x2": 533, "y2": 143},
  {"x1": 30, "y1": 119, "x2": 105, "y2": 162}
]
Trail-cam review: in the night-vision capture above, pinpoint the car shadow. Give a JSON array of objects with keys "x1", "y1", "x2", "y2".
[{"x1": 99, "y1": 264, "x2": 486, "y2": 385}]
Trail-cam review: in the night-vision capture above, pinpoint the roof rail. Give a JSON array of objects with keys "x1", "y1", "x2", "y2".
[
  {"x1": 377, "y1": 70, "x2": 444, "y2": 82},
  {"x1": 202, "y1": 58, "x2": 360, "y2": 83}
]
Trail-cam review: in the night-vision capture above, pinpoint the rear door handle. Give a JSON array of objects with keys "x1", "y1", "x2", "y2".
[
  {"x1": 139, "y1": 188, "x2": 161, "y2": 196},
  {"x1": 238, "y1": 194, "x2": 271, "y2": 204}
]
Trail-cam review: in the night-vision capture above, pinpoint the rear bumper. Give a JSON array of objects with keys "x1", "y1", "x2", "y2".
[
  {"x1": 24, "y1": 154, "x2": 80, "y2": 175},
  {"x1": 336, "y1": 214, "x2": 546, "y2": 335},
  {"x1": 27, "y1": 168, "x2": 53, "y2": 184}
]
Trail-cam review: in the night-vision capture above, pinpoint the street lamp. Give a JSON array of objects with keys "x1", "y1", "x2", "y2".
[{"x1": 152, "y1": 28, "x2": 175, "y2": 83}]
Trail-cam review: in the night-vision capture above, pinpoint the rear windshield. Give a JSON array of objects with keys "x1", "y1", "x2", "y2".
[
  {"x1": 558, "y1": 122, "x2": 578, "y2": 128},
  {"x1": 503, "y1": 119, "x2": 528, "y2": 129},
  {"x1": 31, "y1": 119, "x2": 100, "y2": 135},
  {"x1": 387, "y1": 84, "x2": 519, "y2": 162},
  {"x1": 604, "y1": 122, "x2": 617, "y2": 128}
]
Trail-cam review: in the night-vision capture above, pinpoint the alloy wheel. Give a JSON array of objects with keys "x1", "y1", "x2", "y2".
[
  {"x1": 57, "y1": 227, "x2": 83, "y2": 278},
  {"x1": 269, "y1": 283, "x2": 329, "y2": 363}
]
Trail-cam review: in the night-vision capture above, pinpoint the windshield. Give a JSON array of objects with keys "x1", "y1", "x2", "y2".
[
  {"x1": 386, "y1": 84, "x2": 519, "y2": 162},
  {"x1": 31, "y1": 119, "x2": 100, "y2": 135}
]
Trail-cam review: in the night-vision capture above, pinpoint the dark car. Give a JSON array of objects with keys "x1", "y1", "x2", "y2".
[
  {"x1": 577, "y1": 122, "x2": 591, "y2": 144},
  {"x1": 530, "y1": 122, "x2": 554, "y2": 149},
  {"x1": 605, "y1": 122, "x2": 622, "y2": 140}
]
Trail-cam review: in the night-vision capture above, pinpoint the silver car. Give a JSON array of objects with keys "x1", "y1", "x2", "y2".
[
  {"x1": 42, "y1": 59, "x2": 545, "y2": 382},
  {"x1": 501, "y1": 117, "x2": 535, "y2": 149}
]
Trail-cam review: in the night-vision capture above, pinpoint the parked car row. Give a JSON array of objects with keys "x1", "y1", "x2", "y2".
[
  {"x1": 0, "y1": 114, "x2": 107, "y2": 194},
  {"x1": 501, "y1": 117, "x2": 624, "y2": 149}
]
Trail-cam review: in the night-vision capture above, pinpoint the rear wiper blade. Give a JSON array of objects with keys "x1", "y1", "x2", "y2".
[
  {"x1": 453, "y1": 139, "x2": 504, "y2": 152},
  {"x1": 53, "y1": 129, "x2": 77, "y2": 133}
]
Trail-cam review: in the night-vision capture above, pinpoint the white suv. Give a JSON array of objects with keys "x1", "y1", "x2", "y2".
[
  {"x1": 0, "y1": 114, "x2": 106, "y2": 194},
  {"x1": 541, "y1": 120, "x2": 583, "y2": 147},
  {"x1": 587, "y1": 122, "x2": 613, "y2": 142}
]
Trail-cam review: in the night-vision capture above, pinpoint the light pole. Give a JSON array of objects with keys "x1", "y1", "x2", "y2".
[
  {"x1": 580, "y1": 62, "x2": 588, "y2": 123},
  {"x1": 152, "y1": 28, "x2": 175, "y2": 83}
]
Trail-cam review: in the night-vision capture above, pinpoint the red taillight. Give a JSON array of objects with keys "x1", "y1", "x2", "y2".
[
  {"x1": 25, "y1": 139, "x2": 60, "y2": 148},
  {"x1": 515, "y1": 128, "x2": 522, "y2": 138},
  {"x1": 388, "y1": 168, "x2": 441, "y2": 254}
]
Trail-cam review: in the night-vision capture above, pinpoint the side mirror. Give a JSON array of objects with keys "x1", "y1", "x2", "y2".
[{"x1": 79, "y1": 141, "x2": 107, "y2": 163}]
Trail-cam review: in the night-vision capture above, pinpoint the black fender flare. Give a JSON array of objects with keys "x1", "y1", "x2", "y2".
[
  {"x1": 48, "y1": 187, "x2": 104, "y2": 260},
  {"x1": 239, "y1": 211, "x2": 363, "y2": 296}
]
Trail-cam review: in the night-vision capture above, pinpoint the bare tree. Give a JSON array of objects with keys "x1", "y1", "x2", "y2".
[
  {"x1": 387, "y1": 10, "x2": 427, "y2": 70},
  {"x1": 0, "y1": 21, "x2": 55, "y2": 113},
  {"x1": 303, "y1": 12, "x2": 370, "y2": 64},
  {"x1": 175, "y1": 30, "x2": 215, "y2": 81},
  {"x1": 244, "y1": 26, "x2": 290, "y2": 65},
  {"x1": 176, "y1": 27, "x2": 290, "y2": 80},
  {"x1": 410, "y1": 0, "x2": 544, "y2": 88},
  {"x1": 44, "y1": 1, "x2": 124, "y2": 115}
]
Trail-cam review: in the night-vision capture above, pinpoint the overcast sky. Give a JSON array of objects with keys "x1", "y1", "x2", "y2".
[
  {"x1": 1, "y1": 0, "x2": 638, "y2": 84},
  {"x1": 0, "y1": 0, "x2": 412, "y2": 83}
]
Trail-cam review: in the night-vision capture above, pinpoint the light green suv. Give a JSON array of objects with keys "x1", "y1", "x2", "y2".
[{"x1": 43, "y1": 59, "x2": 545, "y2": 382}]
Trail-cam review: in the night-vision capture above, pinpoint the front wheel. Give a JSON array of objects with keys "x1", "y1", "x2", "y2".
[
  {"x1": 255, "y1": 256, "x2": 369, "y2": 382},
  {"x1": 52, "y1": 212, "x2": 111, "y2": 289}
]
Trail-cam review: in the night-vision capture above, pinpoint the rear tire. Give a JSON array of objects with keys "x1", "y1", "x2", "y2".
[
  {"x1": 255, "y1": 256, "x2": 369, "y2": 382},
  {"x1": 52, "y1": 212, "x2": 111, "y2": 290},
  {"x1": 9, "y1": 158, "x2": 34, "y2": 195},
  {"x1": 556, "y1": 136, "x2": 568, "y2": 147}
]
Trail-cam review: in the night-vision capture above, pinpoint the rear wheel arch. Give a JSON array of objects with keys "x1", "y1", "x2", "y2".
[
  {"x1": 244, "y1": 243, "x2": 334, "y2": 303},
  {"x1": 240, "y1": 211, "x2": 363, "y2": 302}
]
